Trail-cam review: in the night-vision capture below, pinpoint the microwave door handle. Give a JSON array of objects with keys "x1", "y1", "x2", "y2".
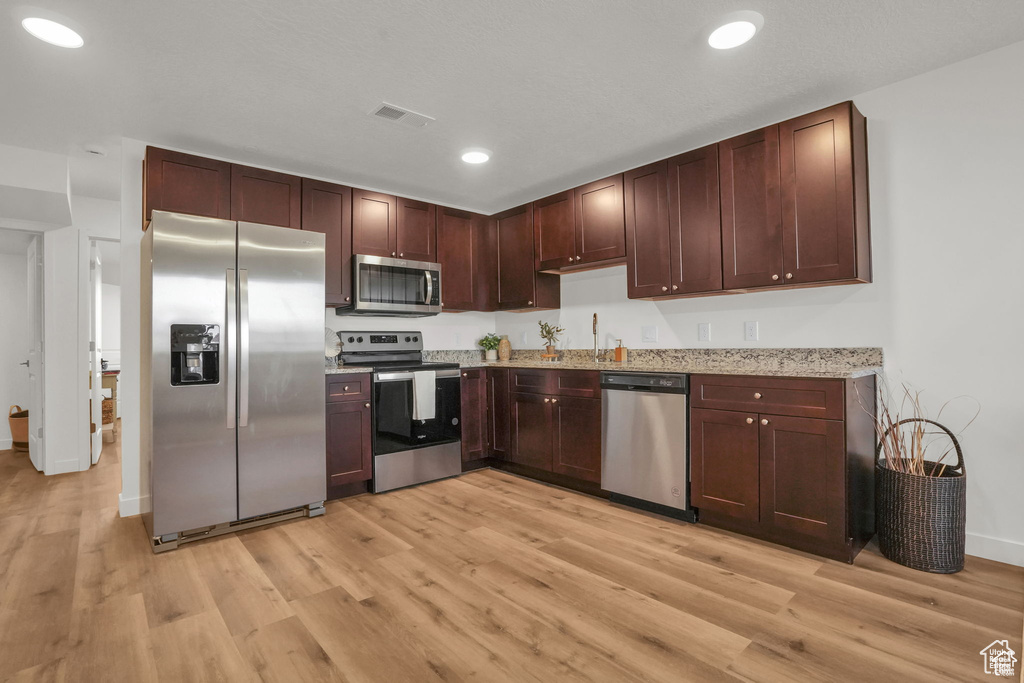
[{"x1": 424, "y1": 271, "x2": 433, "y2": 306}]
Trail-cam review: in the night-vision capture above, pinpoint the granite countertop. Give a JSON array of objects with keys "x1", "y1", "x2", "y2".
[
  {"x1": 325, "y1": 366, "x2": 374, "y2": 375},
  {"x1": 456, "y1": 359, "x2": 878, "y2": 379},
  {"x1": 325, "y1": 347, "x2": 882, "y2": 379}
]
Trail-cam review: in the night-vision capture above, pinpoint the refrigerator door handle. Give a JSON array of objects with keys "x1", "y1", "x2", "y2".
[
  {"x1": 424, "y1": 271, "x2": 433, "y2": 306},
  {"x1": 239, "y1": 269, "x2": 250, "y2": 427},
  {"x1": 225, "y1": 269, "x2": 236, "y2": 429}
]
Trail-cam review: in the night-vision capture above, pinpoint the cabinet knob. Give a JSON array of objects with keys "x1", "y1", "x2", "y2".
[
  {"x1": 391, "y1": 252, "x2": 396, "y2": 257},
  {"x1": 462, "y1": 372, "x2": 468, "y2": 377},
  {"x1": 785, "y1": 273, "x2": 793, "y2": 279},
  {"x1": 528, "y1": 300, "x2": 533, "y2": 305},
  {"x1": 343, "y1": 386, "x2": 349, "y2": 391},
  {"x1": 345, "y1": 296, "x2": 351, "y2": 302},
  {"x1": 400, "y1": 252, "x2": 404, "y2": 257},
  {"x1": 364, "y1": 403, "x2": 370, "y2": 408},
  {"x1": 576, "y1": 256, "x2": 581, "y2": 262},
  {"x1": 771, "y1": 274, "x2": 779, "y2": 281},
  {"x1": 672, "y1": 285, "x2": 678, "y2": 291},
  {"x1": 569, "y1": 258, "x2": 574, "y2": 264},
  {"x1": 761, "y1": 418, "x2": 769, "y2": 426},
  {"x1": 753, "y1": 392, "x2": 762, "y2": 399},
  {"x1": 551, "y1": 398, "x2": 558, "y2": 404},
  {"x1": 746, "y1": 417, "x2": 754, "y2": 424},
  {"x1": 661, "y1": 286, "x2": 668, "y2": 292},
  {"x1": 544, "y1": 398, "x2": 551, "y2": 403}
]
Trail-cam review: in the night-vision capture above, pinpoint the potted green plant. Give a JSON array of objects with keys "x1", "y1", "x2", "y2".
[
  {"x1": 538, "y1": 321, "x2": 564, "y2": 358},
  {"x1": 478, "y1": 333, "x2": 501, "y2": 361},
  {"x1": 873, "y1": 382, "x2": 978, "y2": 574}
]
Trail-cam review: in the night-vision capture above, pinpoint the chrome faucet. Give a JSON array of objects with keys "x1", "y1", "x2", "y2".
[{"x1": 593, "y1": 313, "x2": 599, "y2": 362}]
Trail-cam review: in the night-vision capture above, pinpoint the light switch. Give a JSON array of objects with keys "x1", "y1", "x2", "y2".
[
  {"x1": 744, "y1": 321, "x2": 759, "y2": 342},
  {"x1": 698, "y1": 323, "x2": 711, "y2": 342},
  {"x1": 641, "y1": 326, "x2": 658, "y2": 343}
]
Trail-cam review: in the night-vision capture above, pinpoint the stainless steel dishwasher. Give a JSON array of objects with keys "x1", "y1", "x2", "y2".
[{"x1": 600, "y1": 372, "x2": 694, "y2": 522}]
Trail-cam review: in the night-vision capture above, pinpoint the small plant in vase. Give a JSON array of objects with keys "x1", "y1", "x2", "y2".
[
  {"x1": 538, "y1": 321, "x2": 564, "y2": 360},
  {"x1": 478, "y1": 333, "x2": 501, "y2": 361}
]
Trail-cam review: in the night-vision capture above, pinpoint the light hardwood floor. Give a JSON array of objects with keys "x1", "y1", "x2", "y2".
[{"x1": 1, "y1": 437, "x2": 1021, "y2": 682}]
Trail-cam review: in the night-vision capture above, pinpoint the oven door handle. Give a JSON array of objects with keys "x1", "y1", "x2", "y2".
[{"x1": 375, "y1": 368, "x2": 461, "y2": 382}]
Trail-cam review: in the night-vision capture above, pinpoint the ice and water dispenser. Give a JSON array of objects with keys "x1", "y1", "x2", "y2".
[{"x1": 170, "y1": 324, "x2": 220, "y2": 386}]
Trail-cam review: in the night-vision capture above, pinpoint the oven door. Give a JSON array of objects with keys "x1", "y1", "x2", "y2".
[
  {"x1": 372, "y1": 368, "x2": 461, "y2": 455},
  {"x1": 350, "y1": 254, "x2": 441, "y2": 316}
]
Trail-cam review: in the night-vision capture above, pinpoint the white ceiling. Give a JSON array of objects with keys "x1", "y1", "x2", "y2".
[{"x1": 2, "y1": 1, "x2": 1024, "y2": 214}]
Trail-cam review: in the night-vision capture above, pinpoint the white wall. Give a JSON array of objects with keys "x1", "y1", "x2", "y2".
[
  {"x1": 0, "y1": 253, "x2": 30, "y2": 449},
  {"x1": 101, "y1": 284, "x2": 121, "y2": 368},
  {"x1": 118, "y1": 41, "x2": 1024, "y2": 564}
]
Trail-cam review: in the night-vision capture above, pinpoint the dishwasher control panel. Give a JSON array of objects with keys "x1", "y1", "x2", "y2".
[{"x1": 600, "y1": 372, "x2": 688, "y2": 392}]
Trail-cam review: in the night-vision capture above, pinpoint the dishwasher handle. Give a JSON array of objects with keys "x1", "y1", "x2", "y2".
[{"x1": 600, "y1": 372, "x2": 688, "y2": 394}]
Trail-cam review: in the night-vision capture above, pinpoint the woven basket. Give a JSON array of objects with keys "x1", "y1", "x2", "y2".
[
  {"x1": 876, "y1": 418, "x2": 966, "y2": 573},
  {"x1": 8, "y1": 405, "x2": 28, "y2": 453}
]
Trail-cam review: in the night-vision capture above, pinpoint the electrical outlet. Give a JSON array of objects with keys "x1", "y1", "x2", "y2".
[
  {"x1": 744, "y1": 321, "x2": 759, "y2": 342},
  {"x1": 698, "y1": 323, "x2": 711, "y2": 342},
  {"x1": 641, "y1": 326, "x2": 658, "y2": 343}
]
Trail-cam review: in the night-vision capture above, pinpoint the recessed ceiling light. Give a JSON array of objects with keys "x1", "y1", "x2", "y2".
[
  {"x1": 708, "y1": 11, "x2": 764, "y2": 50},
  {"x1": 22, "y1": 17, "x2": 83, "y2": 48},
  {"x1": 461, "y1": 149, "x2": 491, "y2": 164}
]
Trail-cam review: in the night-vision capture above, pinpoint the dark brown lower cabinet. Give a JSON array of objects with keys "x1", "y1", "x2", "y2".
[
  {"x1": 509, "y1": 392, "x2": 554, "y2": 470},
  {"x1": 690, "y1": 374, "x2": 876, "y2": 563},
  {"x1": 551, "y1": 396, "x2": 601, "y2": 483},
  {"x1": 460, "y1": 369, "x2": 487, "y2": 462},
  {"x1": 326, "y1": 400, "x2": 372, "y2": 493}
]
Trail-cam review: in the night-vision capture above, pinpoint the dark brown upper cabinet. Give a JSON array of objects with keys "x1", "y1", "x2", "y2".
[
  {"x1": 301, "y1": 179, "x2": 352, "y2": 307},
  {"x1": 719, "y1": 126, "x2": 784, "y2": 290},
  {"x1": 230, "y1": 164, "x2": 302, "y2": 229},
  {"x1": 533, "y1": 190, "x2": 576, "y2": 271},
  {"x1": 396, "y1": 197, "x2": 436, "y2": 262},
  {"x1": 668, "y1": 145, "x2": 723, "y2": 295},
  {"x1": 143, "y1": 147, "x2": 231, "y2": 228},
  {"x1": 351, "y1": 189, "x2": 398, "y2": 258},
  {"x1": 495, "y1": 204, "x2": 560, "y2": 310},
  {"x1": 574, "y1": 174, "x2": 626, "y2": 265},
  {"x1": 780, "y1": 101, "x2": 870, "y2": 285},
  {"x1": 437, "y1": 206, "x2": 489, "y2": 311},
  {"x1": 624, "y1": 161, "x2": 673, "y2": 298}
]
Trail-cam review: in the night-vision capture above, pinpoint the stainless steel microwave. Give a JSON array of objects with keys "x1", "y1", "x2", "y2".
[{"x1": 338, "y1": 254, "x2": 442, "y2": 317}]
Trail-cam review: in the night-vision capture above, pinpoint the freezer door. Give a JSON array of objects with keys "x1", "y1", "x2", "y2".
[
  {"x1": 150, "y1": 211, "x2": 239, "y2": 536},
  {"x1": 236, "y1": 222, "x2": 327, "y2": 518}
]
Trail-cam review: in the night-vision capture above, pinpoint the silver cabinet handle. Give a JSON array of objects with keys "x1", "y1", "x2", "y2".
[
  {"x1": 238, "y1": 269, "x2": 250, "y2": 428},
  {"x1": 364, "y1": 402, "x2": 370, "y2": 408},
  {"x1": 672, "y1": 285, "x2": 678, "y2": 291},
  {"x1": 391, "y1": 251, "x2": 396, "y2": 257},
  {"x1": 661, "y1": 286, "x2": 668, "y2": 292},
  {"x1": 424, "y1": 271, "x2": 433, "y2": 306},
  {"x1": 400, "y1": 252, "x2": 404, "y2": 257},
  {"x1": 754, "y1": 392, "x2": 762, "y2": 399},
  {"x1": 575, "y1": 256, "x2": 581, "y2": 261},
  {"x1": 225, "y1": 269, "x2": 236, "y2": 430},
  {"x1": 569, "y1": 258, "x2": 574, "y2": 264},
  {"x1": 771, "y1": 274, "x2": 779, "y2": 281},
  {"x1": 786, "y1": 273, "x2": 793, "y2": 279},
  {"x1": 761, "y1": 418, "x2": 769, "y2": 426},
  {"x1": 528, "y1": 300, "x2": 533, "y2": 305},
  {"x1": 551, "y1": 398, "x2": 558, "y2": 404},
  {"x1": 746, "y1": 417, "x2": 754, "y2": 424},
  {"x1": 544, "y1": 398, "x2": 550, "y2": 403},
  {"x1": 343, "y1": 386, "x2": 349, "y2": 391}
]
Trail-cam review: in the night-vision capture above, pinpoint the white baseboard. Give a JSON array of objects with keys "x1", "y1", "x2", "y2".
[
  {"x1": 0, "y1": 437, "x2": 11, "y2": 450},
  {"x1": 49, "y1": 458, "x2": 82, "y2": 475},
  {"x1": 119, "y1": 492, "x2": 151, "y2": 518},
  {"x1": 967, "y1": 532, "x2": 1024, "y2": 567}
]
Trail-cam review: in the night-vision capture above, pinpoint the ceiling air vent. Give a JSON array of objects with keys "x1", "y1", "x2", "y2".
[{"x1": 369, "y1": 102, "x2": 436, "y2": 128}]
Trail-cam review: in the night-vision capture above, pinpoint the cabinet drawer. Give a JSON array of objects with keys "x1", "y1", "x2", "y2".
[
  {"x1": 510, "y1": 369, "x2": 551, "y2": 394},
  {"x1": 325, "y1": 374, "x2": 372, "y2": 402},
  {"x1": 690, "y1": 375, "x2": 844, "y2": 420},
  {"x1": 550, "y1": 370, "x2": 600, "y2": 398}
]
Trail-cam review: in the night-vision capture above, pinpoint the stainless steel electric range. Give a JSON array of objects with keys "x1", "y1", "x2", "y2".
[{"x1": 339, "y1": 331, "x2": 461, "y2": 492}]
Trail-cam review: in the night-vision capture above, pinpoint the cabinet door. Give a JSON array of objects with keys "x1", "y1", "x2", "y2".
[
  {"x1": 533, "y1": 190, "x2": 576, "y2": 271},
  {"x1": 144, "y1": 147, "x2": 231, "y2": 226},
  {"x1": 668, "y1": 145, "x2": 723, "y2": 294},
  {"x1": 461, "y1": 369, "x2": 488, "y2": 462},
  {"x1": 302, "y1": 179, "x2": 352, "y2": 307},
  {"x1": 396, "y1": 197, "x2": 436, "y2": 262},
  {"x1": 760, "y1": 415, "x2": 846, "y2": 542},
  {"x1": 719, "y1": 127, "x2": 783, "y2": 289},
  {"x1": 624, "y1": 161, "x2": 672, "y2": 298},
  {"x1": 509, "y1": 392, "x2": 553, "y2": 470},
  {"x1": 326, "y1": 400, "x2": 372, "y2": 488},
  {"x1": 231, "y1": 164, "x2": 302, "y2": 229},
  {"x1": 691, "y1": 408, "x2": 760, "y2": 521},
  {"x1": 575, "y1": 174, "x2": 626, "y2": 265},
  {"x1": 352, "y1": 189, "x2": 398, "y2": 258},
  {"x1": 487, "y1": 369, "x2": 510, "y2": 459},
  {"x1": 551, "y1": 396, "x2": 601, "y2": 483},
  {"x1": 495, "y1": 204, "x2": 537, "y2": 309},
  {"x1": 780, "y1": 103, "x2": 857, "y2": 284},
  {"x1": 436, "y1": 207, "x2": 478, "y2": 311}
]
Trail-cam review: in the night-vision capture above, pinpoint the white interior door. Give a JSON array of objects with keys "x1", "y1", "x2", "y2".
[
  {"x1": 26, "y1": 236, "x2": 44, "y2": 471},
  {"x1": 90, "y1": 243, "x2": 103, "y2": 464}
]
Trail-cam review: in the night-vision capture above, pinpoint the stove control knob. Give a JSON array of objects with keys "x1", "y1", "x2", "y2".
[
  {"x1": 347, "y1": 337, "x2": 355, "y2": 343},
  {"x1": 413, "y1": 336, "x2": 419, "y2": 342},
  {"x1": 356, "y1": 336, "x2": 364, "y2": 343},
  {"x1": 405, "y1": 336, "x2": 411, "y2": 342}
]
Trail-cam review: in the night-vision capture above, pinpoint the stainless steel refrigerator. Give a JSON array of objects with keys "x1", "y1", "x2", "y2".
[{"x1": 141, "y1": 211, "x2": 326, "y2": 551}]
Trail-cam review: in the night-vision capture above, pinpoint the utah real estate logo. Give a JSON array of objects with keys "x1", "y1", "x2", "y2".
[{"x1": 979, "y1": 640, "x2": 1017, "y2": 677}]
